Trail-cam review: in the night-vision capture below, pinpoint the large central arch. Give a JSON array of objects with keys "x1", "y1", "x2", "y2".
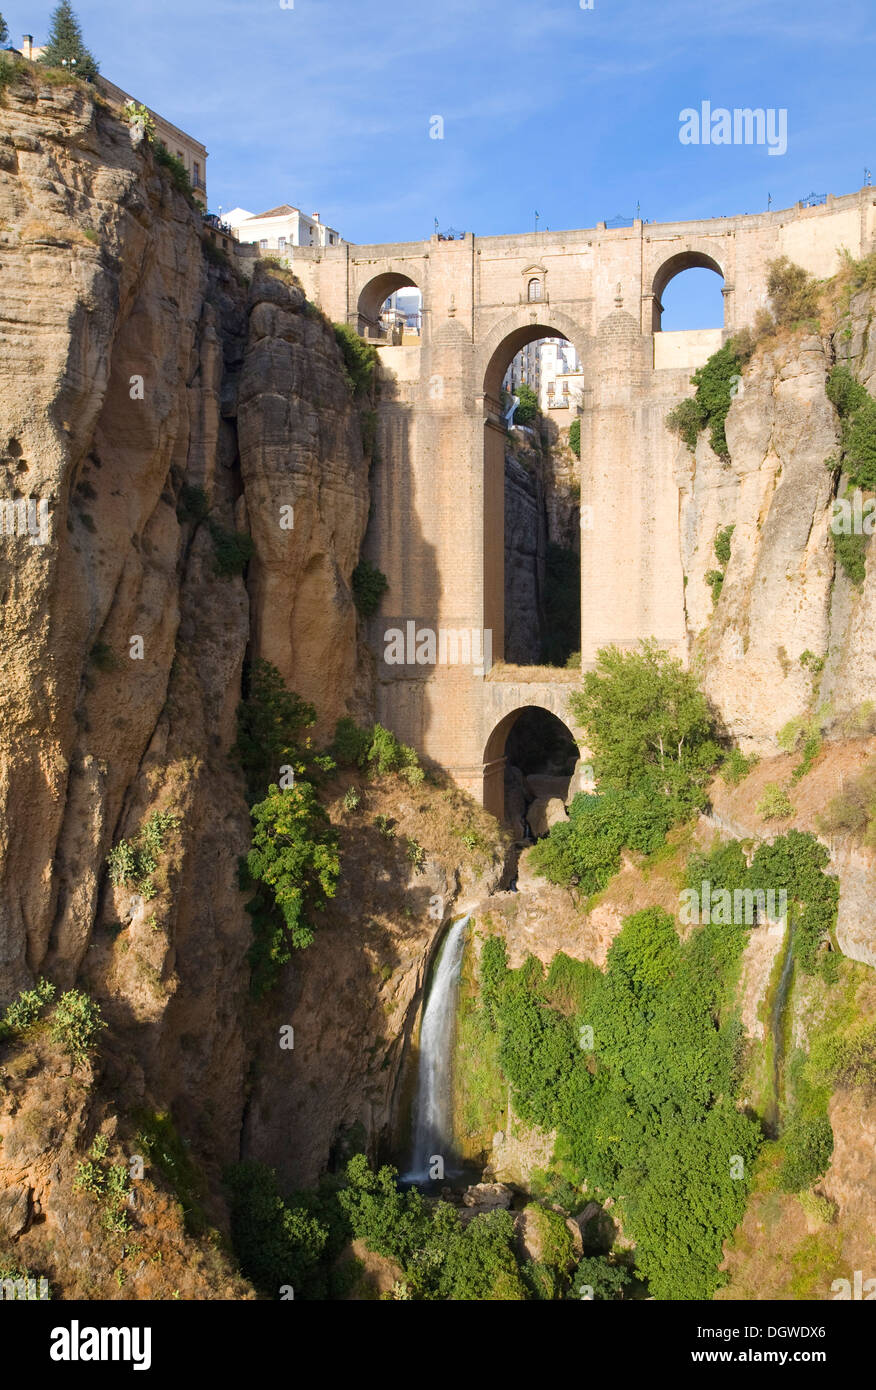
[{"x1": 479, "y1": 310, "x2": 588, "y2": 663}]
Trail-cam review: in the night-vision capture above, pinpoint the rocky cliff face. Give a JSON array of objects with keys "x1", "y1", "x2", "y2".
[
  {"x1": 678, "y1": 288, "x2": 876, "y2": 749},
  {"x1": 0, "y1": 68, "x2": 383, "y2": 1237}
]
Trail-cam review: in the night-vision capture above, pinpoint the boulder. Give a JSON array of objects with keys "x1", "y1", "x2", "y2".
[{"x1": 528, "y1": 797, "x2": 567, "y2": 839}]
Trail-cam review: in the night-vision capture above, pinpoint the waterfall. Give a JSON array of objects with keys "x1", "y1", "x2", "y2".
[{"x1": 403, "y1": 915, "x2": 469, "y2": 1182}]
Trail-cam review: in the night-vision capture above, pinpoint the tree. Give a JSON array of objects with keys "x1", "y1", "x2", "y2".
[
  {"x1": 0, "y1": 15, "x2": 9, "y2": 46},
  {"x1": 513, "y1": 381, "x2": 539, "y2": 425},
  {"x1": 568, "y1": 640, "x2": 720, "y2": 813},
  {"x1": 39, "y1": 2, "x2": 99, "y2": 80}
]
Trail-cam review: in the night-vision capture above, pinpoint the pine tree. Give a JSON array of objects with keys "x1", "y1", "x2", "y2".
[
  {"x1": 39, "y1": 2, "x2": 99, "y2": 80},
  {"x1": 0, "y1": 14, "x2": 9, "y2": 46}
]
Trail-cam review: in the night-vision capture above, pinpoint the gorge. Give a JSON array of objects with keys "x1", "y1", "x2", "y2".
[{"x1": 1, "y1": 59, "x2": 876, "y2": 1303}]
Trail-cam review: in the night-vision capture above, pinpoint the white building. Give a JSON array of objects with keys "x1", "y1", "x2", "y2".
[
  {"x1": 503, "y1": 337, "x2": 582, "y2": 410},
  {"x1": 226, "y1": 204, "x2": 341, "y2": 254},
  {"x1": 539, "y1": 340, "x2": 584, "y2": 412}
]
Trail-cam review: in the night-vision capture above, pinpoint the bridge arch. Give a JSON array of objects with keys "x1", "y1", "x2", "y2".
[
  {"x1": 650, "y1": 250, "x2": 725, "y2": 332},
  {"x1": 483, "y1": 703, "x2": 581, "y2": 824},
  {"x1": 479, "y1": 306, "x2": 589, "y2": 407},
  {"x1": 356, "y1": 270, "x2": 422, "y2": 336},
  {"x1": 479, "y1": 308, "x2": 589, "y2": 665}
]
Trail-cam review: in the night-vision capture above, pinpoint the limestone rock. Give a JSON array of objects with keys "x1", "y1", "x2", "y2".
[{"x1": 528, "y1": 796, "x2": 567, "y2": 838}]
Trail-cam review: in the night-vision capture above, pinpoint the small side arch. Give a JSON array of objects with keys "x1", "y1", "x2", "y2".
[
  {"x1": 356, "y1": 270, "x2": 422, "y2": 336},
  {"x1": 651, "y1": 250, "x2": 725, "y2": 331}
]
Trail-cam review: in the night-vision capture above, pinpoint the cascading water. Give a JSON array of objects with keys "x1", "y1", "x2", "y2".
[{"x1": 403, "y1": 915, "x2": 470, "y2": 1182}]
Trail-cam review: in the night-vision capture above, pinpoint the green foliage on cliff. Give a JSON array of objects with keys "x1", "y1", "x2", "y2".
[
  {"x1": 39, "y1": 2, "x2": 99, "y2": 80},
  {"x1": 338, "y1": 1155, "x2": 528, "y2": 1300},
  {"x1": 486, "y1": 907, "x2": 760, "y2": 1300},
  {"x1": 225, "y1": 1161, "x2": 337, "y2": 1299},
  {"x1": 235, "y1": 659, "x2": 332, "y2": 802},
  {"x1": 747, "y1": 831, "x2": 839, "y2": 976},
  {"x1": 351, "y1": 558, "x2": 388, "y2": 616},
  {"x1": 333, "y1": 323, "x2": 378, "y2": 398},
  {"x1": 50, "y1": 990, "x2": 107, "y2": 1064},
  {"x1": 568, "y1": 640, "x2": 720, "y2": 813},
  {"x1": 106, "y1": 810, "x2": 180, "y2": 899},
  {"x1": 666, "y1": 341, "x2": 749, "y2": 459},
  {"x1": 331, "y1": 717, "x2": 423, "y2": 785},
  {"x1": 0, "y1": 979, "x2": 56, "y2": 1043},
  {"x1": 243, "y1": 783, "x2": 340, "y2": 959},
  {"x1": 529, "y1": 788, "x2": 675, "y2": 893},
  {"x1": 826, "y1": 365, "x2": 876, "y2": 491},
  {"x1": 568, "y1": 418, "x2": 581, "y2": 457}
]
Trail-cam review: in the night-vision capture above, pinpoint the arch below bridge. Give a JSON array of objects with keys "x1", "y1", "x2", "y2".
[{"x1": 482, "y1": 700, "x2": 583, "y2": 823}]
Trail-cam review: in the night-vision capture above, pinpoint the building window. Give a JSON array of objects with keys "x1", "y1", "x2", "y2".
[
  {"x1": 193, "y1": 161, "x2": 200, "y2": 187},
  {"x1": 260, "y1": 239, "x2": 268, "y2": 249},
  {"x1": 528, "y1": 277, "x2": 543, "y2": 302},
  {"x1": 278, "y1": 237, "x2": 286, "y2": 252},
  {"x1": 329, "y1": 234, "x2": 335, "y2": 245}
]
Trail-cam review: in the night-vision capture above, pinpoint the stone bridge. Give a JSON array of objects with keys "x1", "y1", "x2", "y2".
[{"x1": 293, "y1": 189, "x2": 876, "y2": 817}]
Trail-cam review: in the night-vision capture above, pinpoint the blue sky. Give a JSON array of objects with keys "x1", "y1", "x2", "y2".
[{"x1": 6, "y1": 0, "x2": 875, "y2": 326}]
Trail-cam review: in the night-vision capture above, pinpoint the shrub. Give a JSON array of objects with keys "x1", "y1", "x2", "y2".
[
  {"x1": 208, "y1": 521, "x2": 254, "y2": 577},
  {"x1": 568, "y1": 419, "x2": 581, "y2": 458},
  {"x1": 779, "y1": 1114, "x2": 834, "y2": 1193},
  {"x1": 530, "y1": 787, "x2": 675, "y2": 894},
  {"x1": 50, "y1": 990, "x2": 106, "y2": 1064},
  {"x1": 107, "y1": 811, "x2": 178, "y2": 896},
  {"x1": 0, "y1": 979, "x2": 56, "y2": 1041},
  {"x1": 568, "y1": 640, "x2": 720, "y2": 815},
  {"x1": 666, "y1": 396, "x2": 704, "y2": 451},
  {"x1": 135, "y1": 1110, "x2": 207, "y2": 1235},
  {"x1": 405, "y1": 838, "x2": 426, "y2": 869},
  {"x1": 244, "y1": 784, "x2": 339, "y2": 956},
  {"x1": 176, "y1": 483, "x2": 209, "y2": 524},
  {"x1": 766, "y1": 256, "x2": 820, "y2": 329},
  {"x1": 106, "y1": 809, "x2": 179, "y2": 898},
  {"x1": 705, "y1": 568, "x2": 724, "y2": 605},
  {"x1": 90, "y1": 640, "x2": 116, "y2": 672},
  {"x1": 720, "y1": 747, "x2": 759, "y2": 786},
  {"x1": 225, "y1": 1161, "x2": 332, "y2": 1299},
  {"x1": 713, "y1": 523, "x2": 735, "y2": 568},
  {"x1": 756, "y1": 782, "x2": 795, "y2": 821},
  {"x1": 817, "y1": 758, "x2": 876, "y2": 845},
  {"x1": 235, "y1": 659, "x2": 328, "y2": 803},
  {"x1": 351, "y1": 559, "x2": 388, "y2": 617},
  {"x1": 832, "y1": 528, "x2": 867, "y2": 584},
  {"x1": 748, "y1": 830, "x2": 838, "y2": 973},
  {"x1": 798, "y1": 1191, "x2": 837, "y2": 1225},
  {"x1": 342, "y1": 787, "x2": 361, "y2": 813},
  {"x1": 333, "y1": 323, "x2": 377, "y2": 398},
  {"x1": 152, "y1": 141, "x2": 195, "y2": 202},
  {"x1": 570, "y1": 1256, "x2": 631, "y2": 1301},
  {"x1": 332, "y1": 717, "x2": 373, "y2": 768}
]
